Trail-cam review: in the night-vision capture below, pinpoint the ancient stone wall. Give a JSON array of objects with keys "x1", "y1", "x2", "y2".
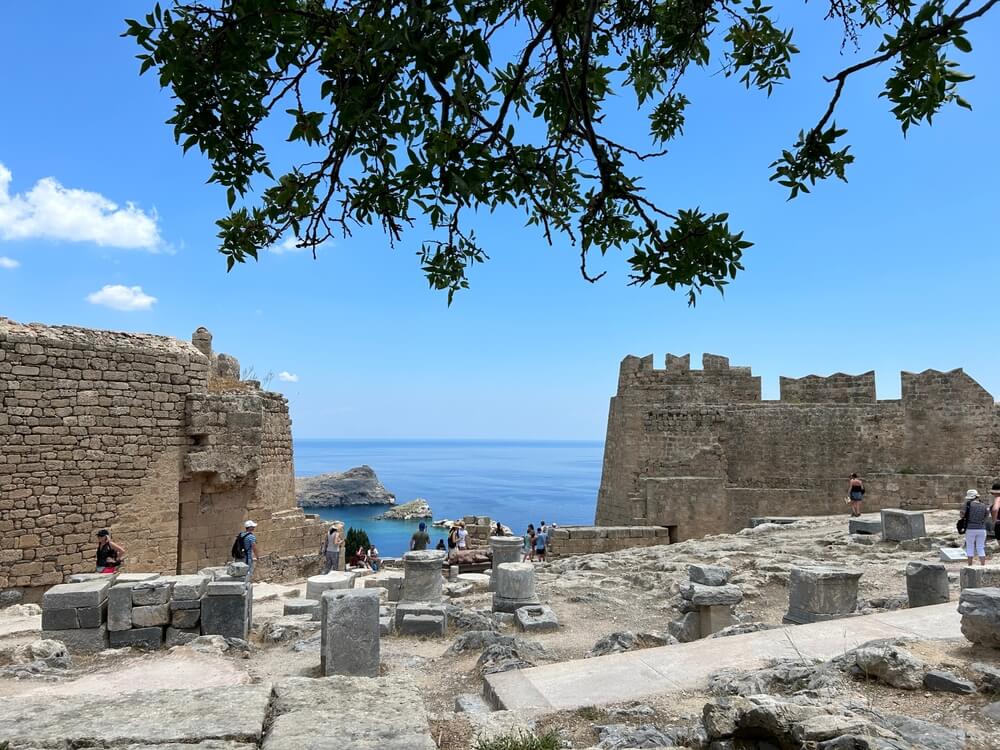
[
  {"x1": 597, "y1": 353, "x2": 1000, "y2": 540},
  {"x1": 546, "y1": 525, "x2": 674, "y2": 558},
  {"x1": 0, "y1": 318, "x2": 327, "y2": 590}
]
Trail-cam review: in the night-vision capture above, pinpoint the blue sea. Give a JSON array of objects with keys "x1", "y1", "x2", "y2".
[{"x1": 294, "y1": 439, "x2": 604, "y2": 557}]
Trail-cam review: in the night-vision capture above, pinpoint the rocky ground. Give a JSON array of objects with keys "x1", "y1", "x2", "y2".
[{"x1": 1, "y1": 510, "x2": 997, "y2": 749}]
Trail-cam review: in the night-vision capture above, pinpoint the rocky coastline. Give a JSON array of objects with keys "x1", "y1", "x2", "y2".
[
  {"x1": 295, "y1": 465, "x2": 396, "y2": 507},
  {"x1": 376, "y1": 498, "x2": 433, "y2": 520}
]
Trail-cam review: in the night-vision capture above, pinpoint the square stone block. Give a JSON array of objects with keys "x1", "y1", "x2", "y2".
[
  {"x1": 43, "y1": 579, "x2": 112, "y2": 610},
  {"x1": 514, "y1": 604, "x2": 559, "y2": 633},
  {"x1": 881, "y1": 509, "x2": 926, "y2": 542},
  {"x1": 109, "y1": 626, "x2": 163, "y2": 650},
  {"x1": 169, "y1": 598, "x2": 202, "y2": 610},
  {"x1": 698, "y1": 605, "x2": 734, "y2": 638},
  {"x1": 320, "y1": 589, "x2": 380, "y2": 677},
  {"x1": 77, "y1": 602, "x2": 107, "y2": 628},
  {"x1": 132, "y1": 581, "x2": 173, "y2": 606},
  {"x1": 394, "y1": 601, "x2": 448, "y2": 631},
  {"x1": 399, "y1": 614, "x2": 446, "y2": 636},
  {"x1": 132, "y1": 604, "x2": 170, "y2": 627},
  {"x1": 849, "y1": 518, "x2": 882, "y2": 535},
  {"x1": 161, "y1": 575, "x2": 209, "y2": 601},
  {"x1": 171, "y1": 608, "x2": 201, "y2": 629},
  {"x1": 165, "y1": 627, "x2": 200, "y2": 647},
  {"x1": 45, "y1": 626, "x2": 108, "y2": 653},
  {"x1": 42, "y1": 608, "x2": 79, "y2": 630},
  {"x1": 206, "y1": 580, "x2": 249, "y2": 597},
  {"x1": 201, "y1": 593, "x2": 250, "y2": 640},
  {"x1": 115, "y1": 573, "x2": 161, "y2": 584},
  {"x1": 784, "y1": 567, "x2": 862, "y2": 624},
  {"x1": 107, "y1": 583, "x2": 135, "y2": 632},
  {"x1": 905, "y1": 561, "x2": 950, "y2": 608}
]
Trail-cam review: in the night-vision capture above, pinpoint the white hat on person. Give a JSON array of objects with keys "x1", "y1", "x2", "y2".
[
  {"x1": 245, "y1": 520, "x2": 258, "y2": 528},
  {"x1": 965, "y1": 489, "x2": 980, "y2": 500}
]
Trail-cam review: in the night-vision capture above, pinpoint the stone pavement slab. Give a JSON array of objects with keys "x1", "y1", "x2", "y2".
[
  {"x1": 0, "y1": 684, "x2": 271, "y2": 747},
  {"x1": 484, "y1": 603, "x2": 961, "y2": 711}
]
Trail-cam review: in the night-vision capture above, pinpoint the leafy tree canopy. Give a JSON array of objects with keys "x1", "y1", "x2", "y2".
[{"x1": 126, "y1": 0, "x2": 994, "y2": 303}]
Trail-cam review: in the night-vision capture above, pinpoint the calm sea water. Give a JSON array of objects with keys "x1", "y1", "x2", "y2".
[{"x1": 294, "y1": 439, "x2": 603, "y2": 557}]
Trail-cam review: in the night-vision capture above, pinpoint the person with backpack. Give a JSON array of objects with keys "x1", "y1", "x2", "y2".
[
  {"x1": 231, "y1": 520, "x2": 258, "y2": 579},
  {"x1": 320, "y1": 524, "x2": 343, "y2": 574},
  {"x1": 447, "y1": 524, "x2": 459, "y2": 560},
  {"x1": 959, "y1": 489, "x2": 990, "y2": 566}
]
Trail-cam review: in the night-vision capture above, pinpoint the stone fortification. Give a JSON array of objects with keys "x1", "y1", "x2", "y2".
[
  {"x1": 0, "y1": 317, "x2": 327, "y2": 591},
  {"x1": 597, "y1": 352, "x2": 1000, "y2": 540}
]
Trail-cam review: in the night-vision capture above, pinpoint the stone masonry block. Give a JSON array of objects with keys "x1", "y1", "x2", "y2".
[
  {"x1": 109, "y1": 627, "x2": 163, "y2": 650},
  {"x1": 905, "y1": 561, "x2": 950, "y2": 607},
  {"x1": 171, "y1": 608, "x2": 201, "y2": 629},
  {"x1": 77, "y1": 603, "x2": 106, "y2": 628},
  {"x1": 961, "y1": 567, "x2": 1000, "y2": 590},
  {"x1": 201, "y1": 592, "x2": 251, "y2": 640},
  {"x1": 42, "y1": 608, "x2": 79, "y2": 630},
  {"x1": 132, "y1": 604, "x2": 170, "y2": 627},
  {"x1": 165, "y1": 627, "x2": 199, "y2": 647},
  {"x1": 107, "y1": 583, "x2": 135, "y2": 632},
  {"x1": 784, "y1": 567, "x2": 861, "y2": 624},
  {"x1": 132, "y1": 581, "x2": 173, "y2": 605},
  {"x1": 43, "y1": 579, "x2": 112, "y2": 610},
  {"x1": 881, "y1": 510, "x2": 926, "y2": 542},
  {"x1": 206, "y1": 580, "x2": 249, "y2": 597},
  {"x1": 321, "y1": 589, "x2": 380, "y2": 677},
  {"x1": 44, "y1": 625, "x2": 108, "y2": 653},
  {"x1": 161, "y1": 575, "x2": 209, "y2": 601}
]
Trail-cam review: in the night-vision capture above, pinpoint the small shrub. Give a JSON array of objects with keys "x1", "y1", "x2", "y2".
[{"x1": 473, "y1": 730, "x2": 560, "y2": 750}]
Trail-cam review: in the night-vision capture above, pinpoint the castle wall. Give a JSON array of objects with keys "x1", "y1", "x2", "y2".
[
  {"x1": 0, "y1": 318, "x2": 326, "y2": 590},
  {"x1": 597, "y1": 352, "x2": 1000, "y2": 540}
]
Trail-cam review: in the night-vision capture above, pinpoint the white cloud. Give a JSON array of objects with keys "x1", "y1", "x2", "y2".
[
  {"x1": 86, "y1": 284, "x2": 157, "y2": 311},
  {"x1": 266, "y1": 236, "x2": 308, "y2": 254},
  {"x1": 0, "y1": 162, "x2": 162, "y2": 250},
  {"x1": 277, "y1": 371, "x2": 300, "y2": 383},
  {"x1": 0, "y1": 256, "x2": 18, "y2": 269}
]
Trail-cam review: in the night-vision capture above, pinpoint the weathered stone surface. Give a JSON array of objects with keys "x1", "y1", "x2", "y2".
[
  {"x1": 493, "y1": 562, "x2": 540, "y2": 613},
  {"x1": 202, "y1": 593, "x2": 251, "y2": 640},
  {"x1": 115, "y1": 573, "x2": 162, "y2": 584},
  {"x1": 295, "y1": 465, "x2": 396, "y2": 507},
  {"x1": 166, "y1": 626, "x2": 201, "y2": 646},
  {"x1": 847, "y1": 643, "x2": 924, "y2": 689},
  {"x1": 365, "y1": 574, "x2": 403, "y2": 602},
  {"x1": 972, "y1": 662, "x2": 1000, "y2": 693},
  {"x1": 688, "y1": 564, "x2": 732, "y2": 586},
  {"x1": 0, "y1": 684, "x2": 272, "y2": 747},
  {"x1": 960, "y1": 566, "x2": 1000, "y2": 590},
  {"x1": 959, "y1": 586, "x2": 1000, "y2": 647},
  {"x1": 172, "y1": 607, "x2": 201, "y2": 629},
  {"x1": 588, "y1": 631, "x2": 676, "y2": 657},
  {"x1": 43, "y1": 579, "x2": 112, "y2": 609},
  {"x1": 880, "y1": 509, "x2": 926, "y2": 542},
  {"x1": 78, "y1": 603, "x2": 106, "y2": 628},
  {"x1": 320, "y1": 589, "x2": 380, "y2": 677},
  {"x1": 305, "y1": 572, "x2": 356, "y2": 601},
  {"x1": 109, "y1": 626, "x2": 164, "y2": 649},
  {"x1": 905, "y1": 561, "x2": 950, "y2": 607},
  {"x1": 399, "y1": 613, "x2": 447, "y2": 636},
  {"x1": 784, "y1": 567, "x2": 861, "y2": 624},
  {"x1": 514, "y1": 604, "x2": 559, "y2": 632},
  {"x1": 265, "y1": 675, "x2": 435, "y2": 750},
  {"x1": 170, "y1": 598, "x2": 202, "y2": 610},
  {"x1": 107, "y1": 583, "x2": 135, "y2": 631},
  {"x1": 132, "y1": 604, "x2": 171, "y2": 627},
  {"x1": 401, "y1": 550, "x2": 446, "y2": 602},
  {"x1": 162, "y1": 574, "x2": 209, "y2": 600},
  {"x1": 668, "y1": 611, "x2": 701, "y2": 643},
  {"x1": 680, "y1": 582, "x2": 743, "y2": 606},
  {"x1": 132, "y1": 581, "x2": 173, "y2": 605},
  {"x1": 42, "y1": 608, "x2": 79, "y2": 630},
  {"x1": 206, "y1": 580, "x2": 249, "y2": 597},
  {"x1": 489, "y1": 536, "x2": 524, "y2": 591},
  {"x1": 698, "y1": 604, "x2": 734, "y2": 637},
  {"x1": 848, "y1": 518, "x2": 882, "y2": 535},
  {"x1": 283, "y1": 598, "x2": 319, "y2": 617},
  {"x1": 923, "y1": 669, "x2": 975, "y2": 694},
  {"x1": 40, "y1": 625, "x2": 108, "y2": 653},
  {"x1": 226, "y1": 562, "x2": 250, "y2": 579}
]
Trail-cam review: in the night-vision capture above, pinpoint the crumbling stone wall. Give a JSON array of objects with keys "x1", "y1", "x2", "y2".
[
  {"x1": 0, "y1": 318, "x2": 327, "y2": 590},
  {"x1": 597, "y1": 353, "x2": 1000, "y2": 540}
]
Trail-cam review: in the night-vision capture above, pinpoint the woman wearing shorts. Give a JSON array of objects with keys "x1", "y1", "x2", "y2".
[{"x1": 847, "y1": 473, "x2": 865, "y2": 517}]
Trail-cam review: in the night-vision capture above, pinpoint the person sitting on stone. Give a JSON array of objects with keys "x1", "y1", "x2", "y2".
[
  {"x1": 95, "y1": 529, "x2": 125, "y2": 573},
  {"x1": 847, "y1": 473, "x2": 865, "y2": 517},
  {"x1": 367, "y1": 545, "x2": 381, "y2": 572},
  {"x1": 410, "y1": 522, "x2": 430, "y2": 551},
  {"x1": 961, "y1": 489, "x2": 990, "y2": 566}
]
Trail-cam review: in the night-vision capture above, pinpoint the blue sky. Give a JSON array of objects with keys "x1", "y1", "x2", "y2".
[{"x1": 1, "y1": 3, "x2": 998, "y2": 439}]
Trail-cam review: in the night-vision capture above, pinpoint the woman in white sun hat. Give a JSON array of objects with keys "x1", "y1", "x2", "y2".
[{"x1": 959, "y1": 489, "x2": 989, "y2": 566}]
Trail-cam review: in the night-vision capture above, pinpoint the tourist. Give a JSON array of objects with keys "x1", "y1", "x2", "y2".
[
  {"x1": 960, "y1": 489, "x2": 990, "y2": 566},
  {"x1": 494, "y1": 521, "x2": 505, "y2": 537},
  {"x1": 435, "y1": 538, "x2": 447, "y2": 553},
  {"x1": 410, "y1": 521, "x2": 431, "y2": 551},
  {"x1": 990, "y1": 482, "x2": 1000, "y2": 525},
  {"x1": 95, "y1": 529, "x2": 126, "y2": 573},
  {"x1": 522, "y1": 524, "x2": 536, "y2": 562},
  {"x1": 457, "y1": 521, "x2": 469, "y2": 552},
  {"x1": 356, "y1": 545, "x2": 369, "y2": 569},
  {"x1": 368, "y1": 545, "x2": 381, "y2": 572},
  {"x1": 241, "y1": 520, "x2": 258, "y2": 579},
  {"x1": 447, "y1": 524, "x2": 459, "y2": 559},
  {"x1": 320, "y1": 525, "x2": 343, "y2": 574},
  {"x1": 535, "y1": 524, "x2": 548, "y2": 562},
  {"x1": 847, "y1": 473, "x2": 865, "y2": 517}
]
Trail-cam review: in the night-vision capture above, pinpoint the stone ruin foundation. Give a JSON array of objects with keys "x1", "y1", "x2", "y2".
[{"x1": 0, "y1": 317, "x2": 328, "y2": 594}]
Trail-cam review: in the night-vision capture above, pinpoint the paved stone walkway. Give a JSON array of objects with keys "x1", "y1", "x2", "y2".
[{"x1": 484, "y1": 603, "x2": 961, "y2": 711}]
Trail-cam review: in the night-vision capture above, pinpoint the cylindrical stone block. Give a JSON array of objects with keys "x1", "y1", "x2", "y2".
[
  {"x1": 306, "y1": 572, "x2": 356, "y2": 601},
  {"x1": 493, "y1": 562, "x2": 539, "y2": 613},
  {"x1": 283, "y1": 598, "x2": 320, "y2": 618},
  {"x1": 905, "y1": 561, "x2": 950, "y2": 607},
  {"x1": 401, "y1": 550, "x2": 446, "y2": 602},
  {"x1": 489, "y1": 536, "x2": 524, "y2": 591}
]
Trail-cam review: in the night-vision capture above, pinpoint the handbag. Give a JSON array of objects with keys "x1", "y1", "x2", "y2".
[{"x1": 957, "y1": 499, "x2": 971, "y2": 534}]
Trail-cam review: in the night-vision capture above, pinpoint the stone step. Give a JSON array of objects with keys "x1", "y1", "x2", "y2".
[{"x1": 399, "y1": 613, "x2": 446, "y2": 636}]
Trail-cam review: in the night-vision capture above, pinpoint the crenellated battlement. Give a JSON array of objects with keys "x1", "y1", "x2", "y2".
[{"x1": 617, "y1": 353, "x2": 760, "y2": 404}]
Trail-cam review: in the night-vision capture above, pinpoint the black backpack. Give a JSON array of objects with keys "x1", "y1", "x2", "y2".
[{"x1": 231, "y1": 532, "x2": 247, "y2": 561}]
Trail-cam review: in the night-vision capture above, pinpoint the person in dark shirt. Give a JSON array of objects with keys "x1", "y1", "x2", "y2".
[
  {"x1": 95, "y1": 529, "x2": 126, "y2": 573},
  {"x1": 961, "y1": 489, "x2": 990, "y2": 566},
  {"x1": 410, "y1": 522, "x2": 430, "y2": 551}
]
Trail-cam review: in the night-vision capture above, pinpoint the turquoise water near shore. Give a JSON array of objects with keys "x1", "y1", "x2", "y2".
[{"x1": 294, "y1": 439, "x2": 603, "y2": 557}]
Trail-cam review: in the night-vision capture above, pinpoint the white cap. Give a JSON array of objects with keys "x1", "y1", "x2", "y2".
[
  {"x1": 244, "y1": 520, "x2": 258, "y2": 528},
  {"x1": 966, "y1": 489, "x2": 980, "y2": 500}
]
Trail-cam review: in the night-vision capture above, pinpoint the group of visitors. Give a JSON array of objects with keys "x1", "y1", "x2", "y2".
[
  {"x1": 522, "y1": 521, "x2": 549, "y2": 562},
  {"x1": 408, "y1": 520, "x2": 465, "y2": 559}
]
